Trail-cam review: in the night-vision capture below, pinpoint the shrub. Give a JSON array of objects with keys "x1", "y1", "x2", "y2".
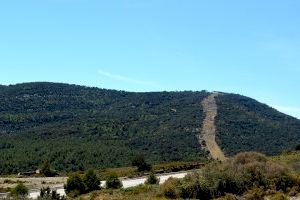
[
  {"x1": 83, "y1": 169, "x2": 100, "y2": 192},
  {"x1": 145, "y1": 172, "x2": 159, "y2": 185},
  {"x1": 233, "y1": 152, "x2": 267, "y2": 165},
  {"x1": 106, "y1": 173, "x2": 123, "y2": 189},
  {"x1": 244, "y1": 187, "x2": 265, "y2": 200},
  {"x1": 65, "y1": 174, "x2": 85, "y2": 197},
  {"x1": 288, "y1": 186, "x2": 300, "y2": 196},
  {"x1": 216, "y1": 193, "x2": 238, "y2": 200},
  {"x1": 295, "y1": 144, "x2": 300, "y2": 151},
  {"x1": 160, "y1": 177, "x2": 181, "y2": 198},
  {"x1": 10, "y1": 182, "x2": 28, "y2": 197},
  {"x1": 38, "y1": 187, "x2": 65, "y2": 200},
  {"x1": 159, "y1": 152, "x2": 299, "y2": 199},
  {"x1": 269, "y1": 192, "x2": 288, "y2": 200},
  {"x1": 179, "y1": 173, "x2": 211, "y2": 199}
]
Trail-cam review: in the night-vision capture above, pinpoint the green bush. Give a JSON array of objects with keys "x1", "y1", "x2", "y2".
[
  {"x1": 106, "y1": 173, "x2": 123, "y2": 189},
  {"x1": 145, "y1": 172, "x2": 159, "y2": 185},
  {"x1": 65, "y1": 174, "x2": 85, "y2": 197},
  {"x1": 83, "y1": 169, "x2": 100, "y2": 192},
  {"x1": 38, "y1": 187, "x2": 65, "y2": 200},
  {"x1": 65, "y1": 170, "x2": 101, "y2": 197},
  {"x1": 10, "y1": 183, "x2": 28, "y2": 197}
]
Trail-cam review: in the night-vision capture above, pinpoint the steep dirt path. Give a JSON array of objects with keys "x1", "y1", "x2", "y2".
[{"x1": 199, "y1": 93, "x2": 226, "y2": 161}]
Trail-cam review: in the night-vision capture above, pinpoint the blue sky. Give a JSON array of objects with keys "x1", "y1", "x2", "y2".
[{"x1": 0, "y1": 0, "x2": 300, "y2": 118}]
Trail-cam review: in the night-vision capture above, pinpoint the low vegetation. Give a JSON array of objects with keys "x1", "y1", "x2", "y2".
[
  {"x1": 65, "y1": 169, "x2": 100, "y2": 197},
  {"x1": 160, "y1": 152, "x2": 300, "y2": 199},
  {"x1": 145, "y1": 172, "x2": 159, "y2": 185},
  {"x1": 38, "y1": 187, "x2": 66, "y2": 200},
  {"x1": 105, "y1": 173, "x2": 123, "y2": 189},
  {"x1": 73, "y1": 152, "x2": 299, "y2": 199},
  {"x1": 10, "y1": 182, "x2": 28, "y2": 198}
]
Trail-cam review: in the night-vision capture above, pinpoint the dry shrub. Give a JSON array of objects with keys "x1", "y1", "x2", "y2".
[
  {"x1": 160, "y1": 177, "x2": 181, "y2": 198},
  {"x1": 233, "y1": 152, "x2": 267, "y2": 165},
  {"x1": 244, "y1": 187, "x2": 265, "y2": 200},
  {"x1": 269, "y1": 192, "x2": 289, "y2": 200},
  {"x1": 160, "y1": 152, "x2": 300, "y2": 199},
  {"x1": 215, "y1": 193, "x2": 238, "y2": 200}
]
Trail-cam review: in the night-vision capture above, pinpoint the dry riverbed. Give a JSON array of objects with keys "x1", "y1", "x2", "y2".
[
  {"x1": 0, "y1": 172, "x2": 188, "y2": 199},
  {"x1": 0, "y1": 177, "x2": 68, "y2": 190}
]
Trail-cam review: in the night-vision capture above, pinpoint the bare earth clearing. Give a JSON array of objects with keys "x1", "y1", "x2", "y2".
[{"x1": 199, "y1": 93, "x2": 226, "y2": 161}]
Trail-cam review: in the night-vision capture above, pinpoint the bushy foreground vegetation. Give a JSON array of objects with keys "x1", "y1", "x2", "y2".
[
  {"x1": 160, "y1": 152, "x2": 300, "y2": 199},
  {"x1": 72, "y1": 152, "x2": 300, "y2": 199}
]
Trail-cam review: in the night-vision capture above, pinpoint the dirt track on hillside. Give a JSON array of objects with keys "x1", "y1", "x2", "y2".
[{"x1": 199, "y1": 93, "x2": 226, "y2": 161}]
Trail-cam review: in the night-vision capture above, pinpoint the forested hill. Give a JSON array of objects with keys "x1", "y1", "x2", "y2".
[{"x1": 0, "y1": 82, "x2": 299, "y2": 175}]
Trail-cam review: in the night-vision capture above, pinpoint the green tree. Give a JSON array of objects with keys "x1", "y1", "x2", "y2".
[
  {"x1": 65, "y1": 174, "x2": 85, "y2": 197},
  {"x1": 131, "y1": 154, "x2": 152, "y2": 172},
  {"x1": 83, "y1": 169, "x2": 100, "y2": 192},
  {"x1": 40, "y1": 160, "x2": 56, "y2": 177},
  {"x1": 106, "y1": 173, "x2": 122, "y2": 189}
]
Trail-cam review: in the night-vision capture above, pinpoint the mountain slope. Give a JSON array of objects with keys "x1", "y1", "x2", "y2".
[
  {"x1": 215, "y1": 93, "x2": 300, "y2": 155},
  {"x1": 0, "y1": 82, "x2": 299, "y2": 174},
  {"x1": 0, "y1": 82, "x2": 208, "y2": 174}
]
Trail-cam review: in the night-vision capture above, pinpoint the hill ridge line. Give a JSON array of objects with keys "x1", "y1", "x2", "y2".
[{"x1": 199, "y1": 93, "x2": 226, "y2": 161}]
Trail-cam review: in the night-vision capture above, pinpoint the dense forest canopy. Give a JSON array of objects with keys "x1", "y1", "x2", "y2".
[
  {"x1": 215, "y1": 94, "x2": 300, "y2": 156},
  {"x1": 0, "y1": 83, "x2": 208, "y2": 174},
  {"x1": 0, "y1": 82, "x2": 299, "y2": 175}
]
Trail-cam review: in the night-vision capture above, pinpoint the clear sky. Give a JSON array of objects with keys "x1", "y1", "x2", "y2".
[{"x1": 0, "y1": 0, "x2": 300, "y2": 118}]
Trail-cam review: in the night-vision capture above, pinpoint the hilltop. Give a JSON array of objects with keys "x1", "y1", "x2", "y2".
[{"x1": 0, "y1": 82, "x2": 299, "y2": 174}]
